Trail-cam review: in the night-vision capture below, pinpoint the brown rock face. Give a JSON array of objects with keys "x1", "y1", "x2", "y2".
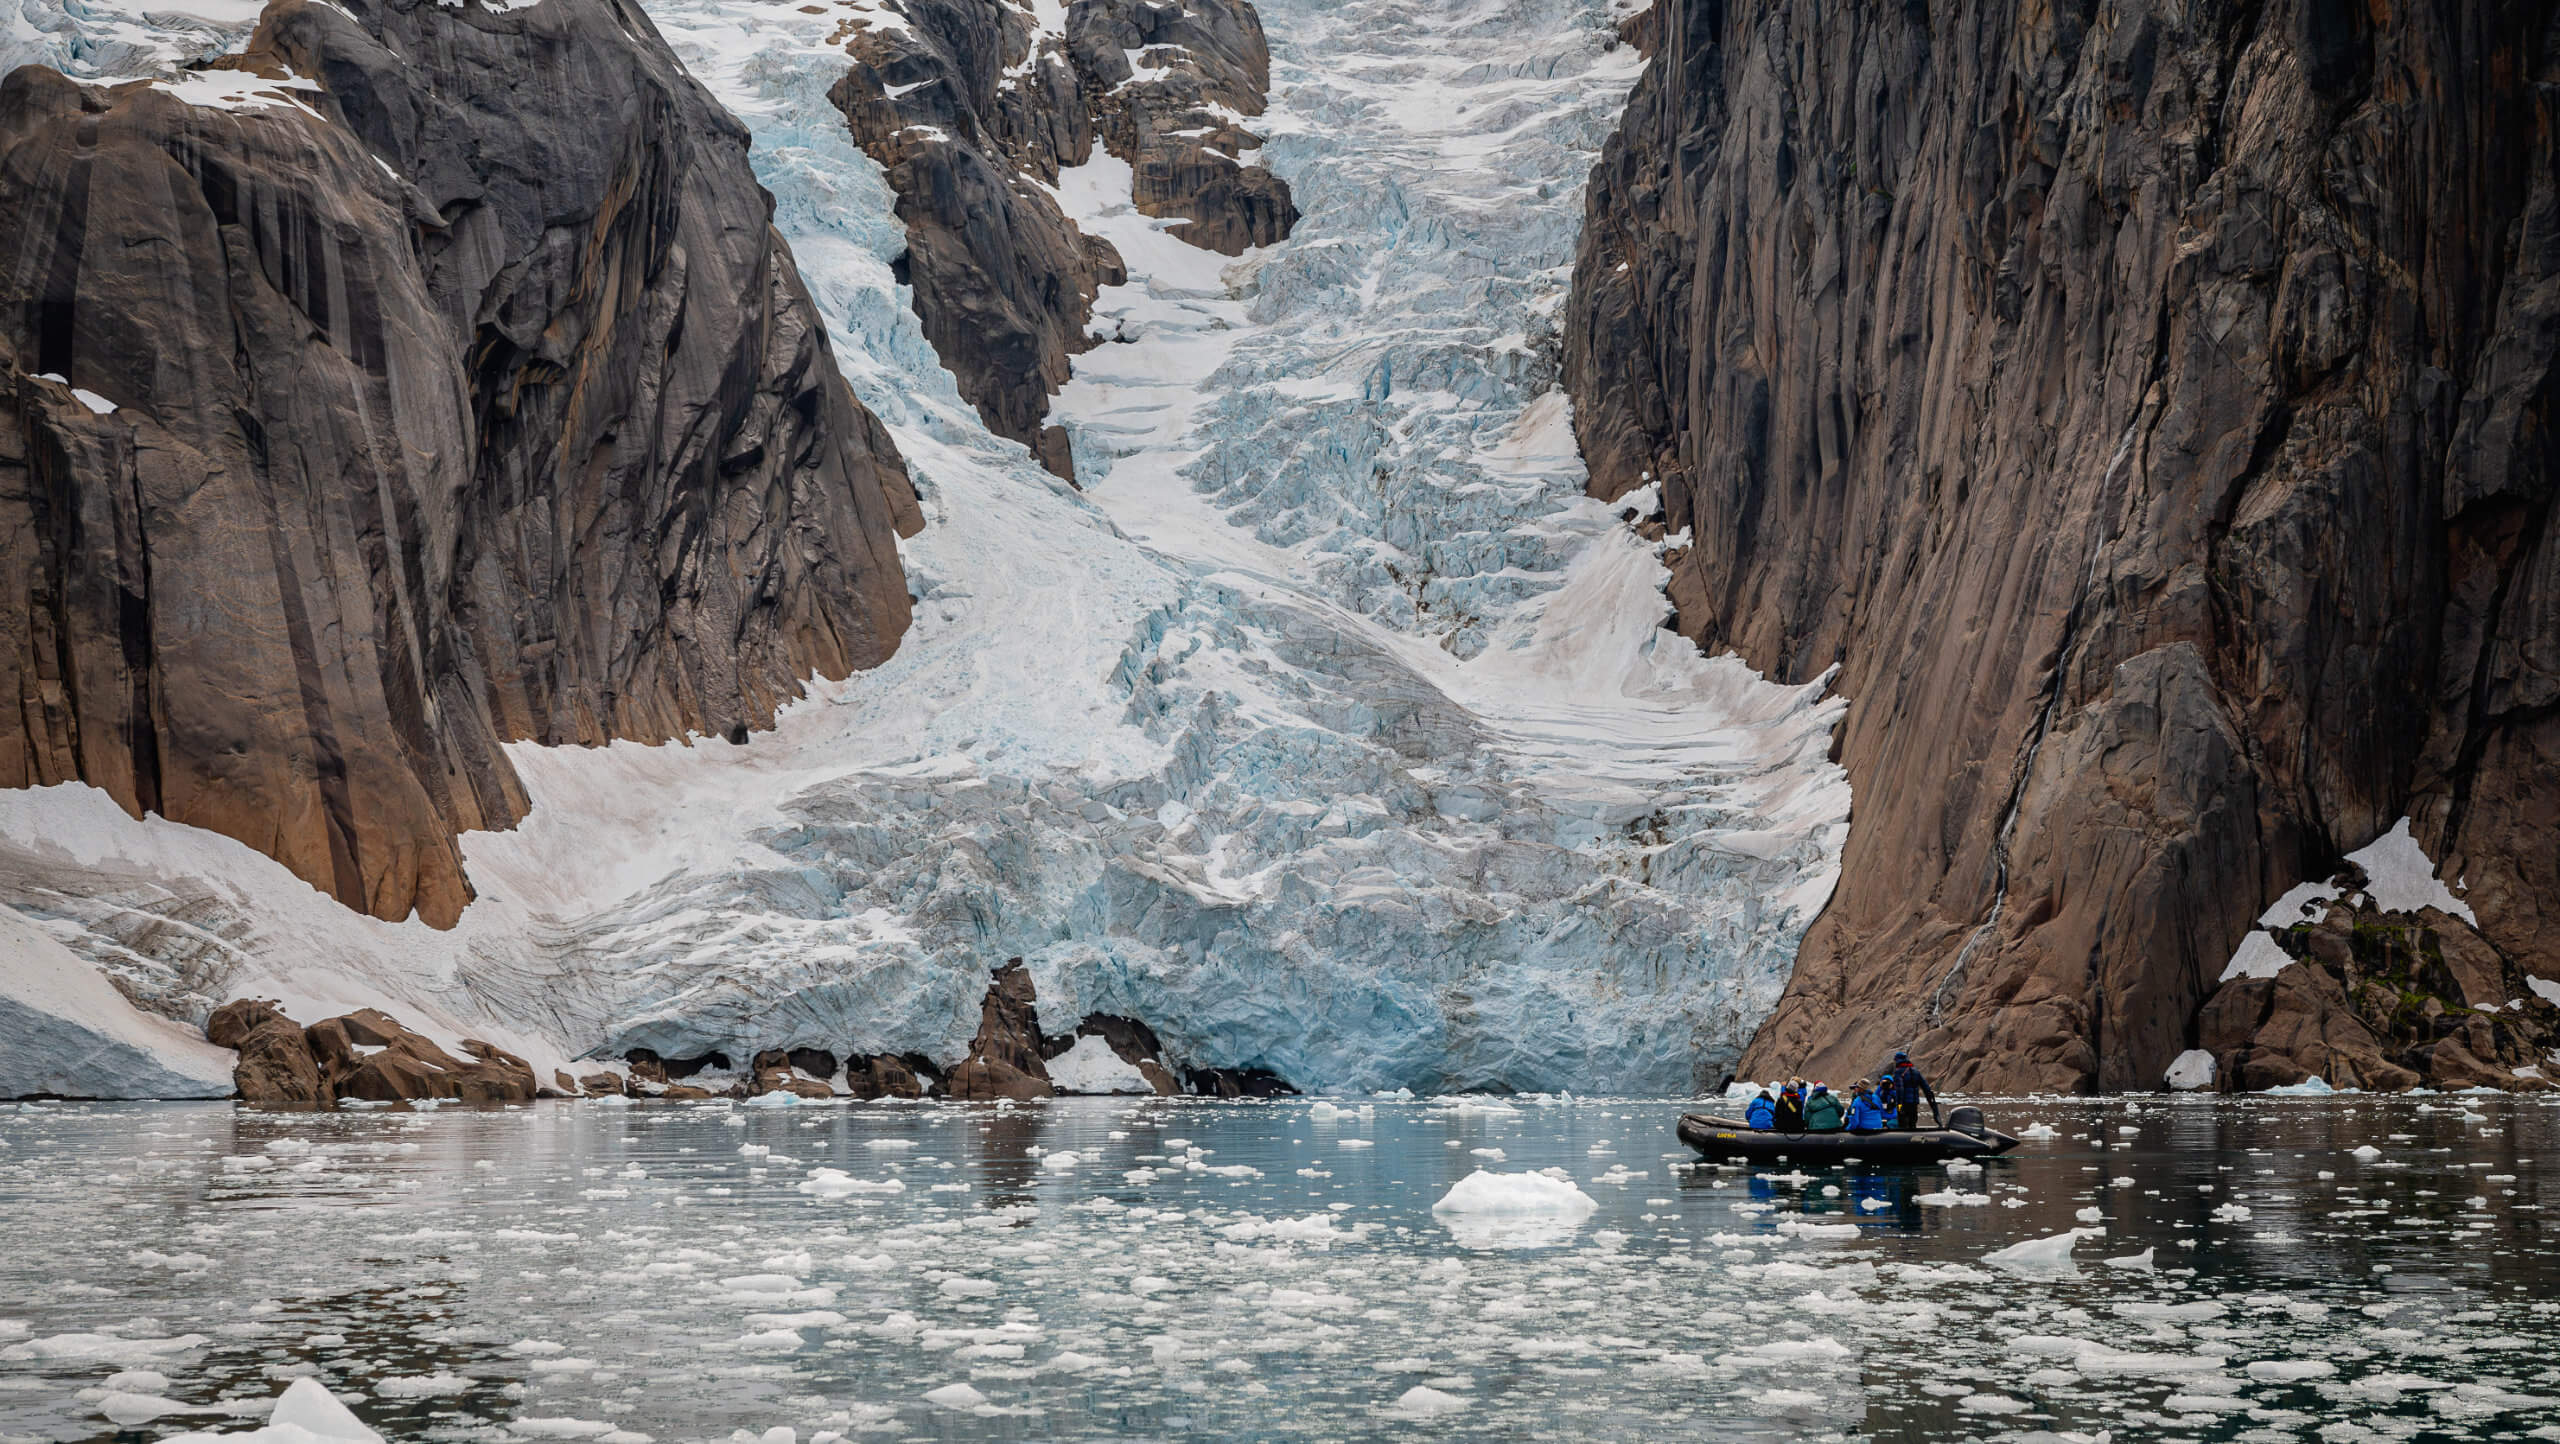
[
  {"x1": 841, "y1": 1053, "x2": 926, "y2": 1100},
  {"x1": 208, "y1": 999, "x2": 321, "y2": 1105},
  {"x1": 748, "y1": 1048, "x2": 837, "y2": 1100},
  {"x1": 943, "y1": 960, "x2": 1056, "y2": 1101},
  {"x1": 204, "y1": 1000, "x2": 536, "y2": 1104},
  {"x1": 828, "y1": 0, "x2": 1294, "y2": 477},
  {"x1": 2194, "y1": 903, "x2": 2557, "y2": 1091},
  {"x1": 1566, "y1": 0, "x2": 2560, "y2": 1091},
  {"x1": 0, "y1": 0, "x2": 921, "y2": 928}
]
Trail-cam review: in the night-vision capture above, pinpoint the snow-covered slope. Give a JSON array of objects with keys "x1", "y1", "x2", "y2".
[{"x1": 0, "y1": 0, "x2": 1849, "y2": 1095}]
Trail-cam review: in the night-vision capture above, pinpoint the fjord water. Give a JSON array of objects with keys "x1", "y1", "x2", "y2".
[{"x1": 2, "y1": 1097, "x2": 2556, "y2": 1442}]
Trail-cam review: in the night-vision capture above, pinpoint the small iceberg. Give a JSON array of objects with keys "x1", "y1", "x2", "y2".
[
  {"x1": 1431, "y1": 1169, "x2": 1597, "y2": 1249},
  {"x1": 1984, "y1": 1227, "x2": 2104, "y2": 1274}
]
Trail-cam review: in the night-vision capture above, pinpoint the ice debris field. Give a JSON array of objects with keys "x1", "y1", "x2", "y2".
[
  {"x1": 3, "y1": 1093, "x2": 2559, "y2": 1442},
  {"x1": 0, "y1": 0, "x2": 1845, "y2": 1097}
]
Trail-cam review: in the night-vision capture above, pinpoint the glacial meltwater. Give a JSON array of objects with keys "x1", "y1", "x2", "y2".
[{"x1": 3, "y1": 1095, "x2": 2557, "y2": 1443}]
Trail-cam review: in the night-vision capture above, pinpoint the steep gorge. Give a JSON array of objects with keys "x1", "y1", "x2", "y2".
[{"x1": 1567, "y1": 0, "x2": 2560, "y2": 1089}]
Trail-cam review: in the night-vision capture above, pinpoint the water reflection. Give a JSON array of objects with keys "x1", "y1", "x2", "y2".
[{"x1": 0, "y1": 1093, "x2": 2553, "y2": 1443}]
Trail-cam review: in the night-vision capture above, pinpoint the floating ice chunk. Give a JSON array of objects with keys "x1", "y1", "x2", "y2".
[
  {"x1": 2017, "y1": 1123, "x2": 2059, "y2": 1139},
  {"x1": 1385, "y1": 1385, "x2": 1468, "y2": 1418},
  {"x1": 1914, "y1": 1191, "x2": 1988, "y2": 1207},
  {"x1": 1983, "y1": 1228, "x2": 2102, "y2": 1273},
  {"x1": 863, "y1": 1139, "x2": 915, "y2": 1151},
  {"x1": 2101, "y1": 1248, "x2": 2155, "y2": 1270},
  {"x1": 1959, "y1": 1394, "x2": 2030, "y2": 1414},
  {"x1": 153, "y1": 1378, "x2": 383, "y2": 1443},
  {"x1": 2, "y1": 1333, "x2": 207, "y2": 1364},
  {"x1": 797, "y1": 1169, "x2": 904, "y2": 1199},
  {"x1": 2074, "y1": 1207, "x2": 2103, "y2": 1223},
  {"x1": 1775, "y1": 1221, "x2": 1861, "y2": 1240},
  {"x1": 99, "y1": 1393, "x2": 193, "y2": 1426},
  {"x1": 1716, "y1": 1337, "x2": 1852, "y2": 1369},
  {"x1": 1040, "y1": 1151, "x2": 1081, "y2": 1171},
  {"x1": 2210, "y1": 1202, "x2": 2252, "y2": 1222},
  {"x1": 2351, "y1": 1145, "x2": 2383, "y2": 1161},
  {"x1": 2265, "y1": 1077, "x2": 2340, "y2": 1096},
  {"x1": 1337, "y1": 1139, "x2": 1374, "y2": 1149},
  {"x1": 1432, "y1": 1169, "x2": 1596, "y2": 1248},
  {"x1": 923, "y1": 1383, "x2": 986, "y2": 1408},
  {"x1": 2245, "y1": 1359, "x2": 2337, "y2": 1383},
  {"x1": 939, "y1": 1277, "x2": 997, "y2": 1299},
  {"x1": 1470, "y1": 1148, "x2": 1506, "y2": 1160},
  {"x1": 2165, "y1": 1050, "x2": 2217, "y2": 1090},
  {"x1": 1752, "y1": 1388, "x2": 1826, "y2": 1412},
  {"x1": 374, "y1": 1374, "x2": 471, "y2": 1397},
  {"x1": 1433, "y1": 1170, "x2": 1596, "y2": 1219},
  {"x1": 1308, "y1": 1101, "x2": 1347, "y2": 1120},
  {"x1": 503, "y1": 1422, "x2": 619, "y2": 1440}
]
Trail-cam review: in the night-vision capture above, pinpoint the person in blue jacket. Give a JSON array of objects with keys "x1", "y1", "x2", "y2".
[
  {"x1": 1882, "y1": 1051, "x2": 1940, "y2": 1129},
  {"x1": 1845, "y1": 1080, "x2": 1887, "y2": 1132},
  {"x1": 1744, "y1": 1088, "x2": 1777, "y2": 1130}
]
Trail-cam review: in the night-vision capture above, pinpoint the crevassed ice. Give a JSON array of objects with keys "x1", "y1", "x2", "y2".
[{"x1": 0, "y1": 0, "x2": 1850, "y2": 1094}]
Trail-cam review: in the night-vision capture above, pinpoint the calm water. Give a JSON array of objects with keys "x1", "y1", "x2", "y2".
[{"x1": 1, "y1": 1093, "x2": 2556, "y2": 1442}]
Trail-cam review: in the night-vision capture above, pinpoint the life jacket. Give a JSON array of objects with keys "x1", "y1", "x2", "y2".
[{"x1": 1745, "y1": 1095, "x2": 1776, "y2": 1129}]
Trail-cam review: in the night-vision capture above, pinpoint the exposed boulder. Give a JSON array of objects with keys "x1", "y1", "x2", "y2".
[
  {"x1": 204, "y1": 1000, "x2": 535, "y2": 1104},
  {"x1": 828, "y1": 0, "x2": 1293, "y2": 477},
  {"x1": 2194, "y1": 904, "x2": 2557, "y2": 1091},
  {"x1": 944, "y1": 961, "x2": 1054, "y2": 1101},
  {"x1": 841, "y1": 1053, "x2": 927, "y2": 1100},
  {"x1": 748, "y1": 1048, "x2": 836, "y2": 1100},
  {"x1": 206, "y1": 999, "x2": 323, "y2": 1106},
  {"x1": 1567, "y1": 0, "x2": 2560, "y2": 1090},
  {"x1": 575, "y1": 1071, "x2": 627, "y2": 1097},
  {"x1": 0, "y1": 0, "x2": 921, "y2": 928}
]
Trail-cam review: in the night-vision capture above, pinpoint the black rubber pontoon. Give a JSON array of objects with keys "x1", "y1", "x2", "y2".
[{"x1": 1677, "y1": 1105, "x2": 2021, "y2": 1164}]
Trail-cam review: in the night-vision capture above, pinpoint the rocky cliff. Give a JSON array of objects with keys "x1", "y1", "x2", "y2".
[
  {"x1": 0, "y1": 0, "x2": 922, "y2": 926},
  {"x1": 829, "y1": 0, "x2": 1296, "y2": 477},
  {"x1": 1567, "y1": 0, "x2": 2560, "y2": 1090}
]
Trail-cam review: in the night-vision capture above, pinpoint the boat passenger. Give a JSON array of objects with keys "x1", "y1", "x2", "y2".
[
  {"x1": 1884, "y1": 1051, "x2": 1941, "y2": 1129},
  {"x1": 1803, "y1": 1083, "x2": 1845, "y2": 1132},
  {"x1": 1744, "y1": 1089, "x2": 1777, "y2": 1130},
  {"x1": 1774, "y1": 1080, "x2": 1807, "y2": 1132},
  {"x1": 1846, "y1": 1081, "x2": 1887, "y2": 1132}
]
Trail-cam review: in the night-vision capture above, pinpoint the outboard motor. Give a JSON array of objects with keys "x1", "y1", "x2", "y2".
[{"x1": 1947, "y1": 1105, "x2": 1987, "y2": 1137}]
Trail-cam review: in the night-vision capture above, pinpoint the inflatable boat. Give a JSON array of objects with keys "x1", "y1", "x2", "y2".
[{"x1": 1677, "y1": 1105, "x2": 2022, "y2": 1164}]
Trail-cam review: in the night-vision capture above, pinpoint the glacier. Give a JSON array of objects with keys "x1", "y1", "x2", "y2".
[{"x1": 0, "y1": 0, "x2": 1850, "y2": 1095}]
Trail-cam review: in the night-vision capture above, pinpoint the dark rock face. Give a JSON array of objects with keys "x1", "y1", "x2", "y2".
[
  {"x1": 1567, "y1": 0, "x2": 2560, "y2": 1091},
  {"x1": 944, "y1": 960, "x2": 1055, "y2": 1100},
  {"x1": 0, "y1": 0, "x2": 922, "y2": 928},
  {"x1": 2195, "y1": 902, "x2": 2557, "y2": 1091},
  {"x1": 829, "y1": 0, "x2": 1294, "y2": 477},
  {"x1": 841, "y1": 1052, "x2": 927, "y2": 1099},
  {"x1": 1184, "y1": 1065, "x2": 1296, "y2": 1098},
  {"x1": 205, "y1": 999, "x2": 535, "y2": 1104}
]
